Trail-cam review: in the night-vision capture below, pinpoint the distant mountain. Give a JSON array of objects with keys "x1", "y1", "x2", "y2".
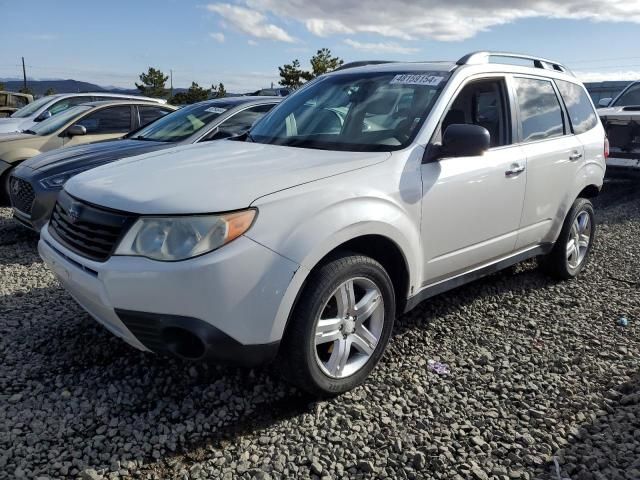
[
  {"x1": 0, "y1": 79, "x2": 109, "y2": 95},
  {"x1": 0, "y1": 78, "x2": 242, "y2": 97}
]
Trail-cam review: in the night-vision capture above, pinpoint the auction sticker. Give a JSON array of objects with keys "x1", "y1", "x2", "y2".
[
  {"x1": 390, "y1": 74, "x2": 444, "y2": 86},
  {"x1": 205, "y1": 107, "x2": 227, "y2": 114}
]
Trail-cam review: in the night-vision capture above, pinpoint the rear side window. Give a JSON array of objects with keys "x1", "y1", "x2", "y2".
[
  {"x1": 556, "y1": 80, "x2": 598, "y2": 135},
  {"x1": 139, "y1": 106, "x2": 171, "y2": 127},
  {"x1": 76, "y1": 106, "x2": 132, "y2": 134},
  {"x1": 514, "y1": 77, "x2": 564, "y2": 142}
]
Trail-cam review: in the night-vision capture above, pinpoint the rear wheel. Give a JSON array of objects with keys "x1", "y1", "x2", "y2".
[
  {"x1": 280, "y1": 252, "x2": 395, "y2": 396},
  {"x1": 542, "y1": 198, "x2": 595, "y2": 279}
]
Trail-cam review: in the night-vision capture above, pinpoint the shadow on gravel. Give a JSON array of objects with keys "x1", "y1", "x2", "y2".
[{"x1": 547, "y1": 372, "x2": 640, "y2": 480}]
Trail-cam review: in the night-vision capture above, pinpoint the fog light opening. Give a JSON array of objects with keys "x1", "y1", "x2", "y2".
[{"x1": 162, "y1": 327, "x2": 206, "y2": 360}]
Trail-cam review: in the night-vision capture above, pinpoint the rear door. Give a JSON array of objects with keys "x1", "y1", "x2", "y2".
[
  {"x1": 512, "y1": 76, "x2": 585, "y2": 250},
  {"x1": 64, "y1": 105, "x2": 133, "y2": 147}
]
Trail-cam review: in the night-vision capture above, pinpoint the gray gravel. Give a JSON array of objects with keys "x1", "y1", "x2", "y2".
[{"x1": 1, "y1": 178, "x2": 639, "y2": 480}]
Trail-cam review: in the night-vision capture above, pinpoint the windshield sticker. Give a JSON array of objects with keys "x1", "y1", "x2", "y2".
[
  {"x1": 205, "y1": 107, "x2": 227, "y2": 114},
  {"x1": 390, "y1": 74, "x2": 445, "y2": 87}
]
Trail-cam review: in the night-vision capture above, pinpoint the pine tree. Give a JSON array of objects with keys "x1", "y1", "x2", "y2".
[{"x1": 135, "y1": 67, "x2": 169, "y2": 98}]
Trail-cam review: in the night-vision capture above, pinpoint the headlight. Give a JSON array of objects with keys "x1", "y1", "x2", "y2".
[
  {"x1": 40, "y1": 166, "x2": 95, "y2": 189},
  {"x1": 114, "y1": 209, "x2": 257, "y2": 261}
]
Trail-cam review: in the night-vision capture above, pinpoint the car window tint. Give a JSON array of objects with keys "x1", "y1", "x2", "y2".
[
  {"x1": 139, "y1": 106, "x2": 171, "y2": 127},
  {"x1": 47, "y1": 96, "x2": 92, "y2": 115},
  {"x1": 439, "y1": 78, "x2": 510, "y2": 147},
  {"x1": 613, "y1": 83, "x2": 640, "y2": 107},
  {"x1": 514, "y1": 77, "x2": 564, "y2": 142},
  {"x1": 75, "y1": 106, "x2": 132, "y2": 134},
  {"x1": 14, "y1": 96, "x2": 29, "y2": 108},
  {"x1": 216, "y1": 104, "x2": 275, "y2": 136},
  {"x1": 556, "y1": 80, "x2": 598, "y2": 135}
]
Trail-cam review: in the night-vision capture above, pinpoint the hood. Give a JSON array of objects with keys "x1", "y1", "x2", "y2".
[
  {"x1": 0, "y1": 117, "x2": 30, "y2": 134},
  {"x1": 0, "y1": 133, "x2": 45, "y2": 156},
  {"x1": 65, "y1": 141, "x2": 390, "y2": 214},
  {"x1": 21, "y1": 139, "x2": 170, "y2": 172}
]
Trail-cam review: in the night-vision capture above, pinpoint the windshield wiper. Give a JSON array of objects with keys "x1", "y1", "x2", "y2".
[{"x1": 23, "y1": 129, "x2": 37, "y2": 135}]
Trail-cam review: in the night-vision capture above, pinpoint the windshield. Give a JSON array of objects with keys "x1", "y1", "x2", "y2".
[
  {"x1": 10, "y1": 95, "x2": 53, "y2": 118},
  {"x1": 28, "y1": 105, "x2": 92, "y2": 136},
  {"x1": 250, "y1": 71, "x2": 449, "y2": 151},
  {"x1": 613, "y1": 83, "x2": 640, "y2": 107},
  {"x1": 128, "y1": 101, "x2": 233, "y2": 142}
]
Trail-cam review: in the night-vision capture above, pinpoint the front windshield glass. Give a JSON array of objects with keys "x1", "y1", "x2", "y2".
[
  {"x1": 10, "y1": 96, "x2": 53, "y2": 118},
  {"x1": 250, "y1": 71, "x2": 449, "y2": 151},
  {"x1": 128, "y1": 101, "x2": 233, "y2": 142},
  {"x1": 29, "y1": 105, "x2": 92, "y2": 136},
  {"x1": 613, "y1": 83, "x2": 640, "y2": 107}
]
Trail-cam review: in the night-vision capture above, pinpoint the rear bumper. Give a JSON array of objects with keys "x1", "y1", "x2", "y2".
[{"x1": 39, "y1": 225, "x2": 300, "y2": 365}]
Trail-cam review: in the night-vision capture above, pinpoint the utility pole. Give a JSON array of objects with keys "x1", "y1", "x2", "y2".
[
  {"x1": 21, "y1": 57, "x2": 27, "y2": 91},
  {"x1": 170, "y1": 69, "x2": 173, "y2": 98}
]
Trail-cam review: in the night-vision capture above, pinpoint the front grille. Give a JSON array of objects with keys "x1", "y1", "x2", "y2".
[
  {"x1": 9, "y1": 177, "x2": 35, "y2": 215},
  {"x1": 49, "y1": 191, "x2": 134, "y2": 262}
]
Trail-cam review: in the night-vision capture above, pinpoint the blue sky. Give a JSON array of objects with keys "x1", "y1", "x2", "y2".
[{"x1": 1, "y1": 0, "x2": 639, "y2": 92}]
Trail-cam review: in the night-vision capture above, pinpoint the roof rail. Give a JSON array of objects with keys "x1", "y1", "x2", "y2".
[
  {"x1": 334, "y1": 60, "x2": 396, "y2": 72},
  {"x1": 456, "y1": 51, "x2": 573, "y2": 76}
]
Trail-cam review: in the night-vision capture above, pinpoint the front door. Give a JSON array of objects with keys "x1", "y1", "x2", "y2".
[
  {"x1": 420, "y1": 77, "x2": 527, "y2": 286},
  {"x1": 63, "y1": 105, "x2": 133, "y2": 147}
]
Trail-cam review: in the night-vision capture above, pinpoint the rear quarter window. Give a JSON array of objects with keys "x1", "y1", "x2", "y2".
[{"x1": 556, "y1": 80, "x2": 598, "y2": 135}]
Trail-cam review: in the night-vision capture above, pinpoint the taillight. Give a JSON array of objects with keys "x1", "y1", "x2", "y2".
[{"x1": 604, "y1": 137, "x2": 610, "y2": 158}]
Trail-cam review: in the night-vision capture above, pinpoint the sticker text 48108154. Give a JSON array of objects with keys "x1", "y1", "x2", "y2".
[{"x1": 390, "y1": 74, "x2": 444, "y2": 87}]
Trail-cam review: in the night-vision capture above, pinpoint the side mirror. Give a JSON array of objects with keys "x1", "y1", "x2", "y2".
[
  {"x1": 598, "y1": 98, "x2": 612, "y2": 108},
  {"x1": 440, "y1": 124, "x2": 490, "y2": 158},
  {"x1": 34, "y1": 110, "x2": 52, "y2": 122},
  {"x1": 67, "y1": 124, "x2": 87, "y2": 137}
]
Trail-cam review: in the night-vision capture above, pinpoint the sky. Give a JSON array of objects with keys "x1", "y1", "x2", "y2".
[{"x1": 1, "y1": 0, "x2": 640, "y2": 92}]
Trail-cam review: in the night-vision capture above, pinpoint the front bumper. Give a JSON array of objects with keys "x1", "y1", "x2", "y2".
[{"x1": 39, "y1": 226, "x2": 300, "y2": 365}]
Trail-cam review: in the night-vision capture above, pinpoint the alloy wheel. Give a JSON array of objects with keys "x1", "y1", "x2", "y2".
[
  {"x1": 566, "y1": 210, "x2": 592, "y2": 270},
  {"x1": 314, "y1": 277, "x2": 385, "y2": 379}
]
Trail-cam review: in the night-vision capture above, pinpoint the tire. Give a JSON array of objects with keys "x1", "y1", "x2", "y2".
[
  {"x1": 280, "y1": 252, "x2": 396, "y2": 397},
  {"x1": 0, "y1": 168, "x2": 13, "y2": 207},
  {"x1": 541, "y1": 198, "x2": 596, "y2": 280}
]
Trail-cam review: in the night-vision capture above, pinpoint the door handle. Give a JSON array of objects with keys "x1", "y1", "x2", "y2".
[
  {"x1": 569, "y1": 152, "x2": 583, "y2": 161},
  {"x1": 505, "y1": 164, "x2": 525, "y2": 177}
]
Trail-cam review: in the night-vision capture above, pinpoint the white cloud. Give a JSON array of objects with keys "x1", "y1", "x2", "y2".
[
  {"x1": 575, "y1": 70, "x2": 640, "y2": 82},
  {"x1": 206, "y1": 3, "x2": 295, "y2": 43},
  {"x1": 246, "y1": 0, "x2": 640, "y2": 42},
  {"x1": 248, "y1": 39, "x2": 258, "y2": 46},
  {"x1": 344, "y1": 39, "x2": 419, "y2": 55},
  {"x1": 209, "y1": 32, "x2": 225, "y2": 43},
  {"x1": 23, "y1": 33, "x2": 59, "y2": 41}
]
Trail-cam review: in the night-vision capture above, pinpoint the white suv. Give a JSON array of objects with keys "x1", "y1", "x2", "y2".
[{"x1": 39, "y1": 52, "x2": 606, "y2": 396}]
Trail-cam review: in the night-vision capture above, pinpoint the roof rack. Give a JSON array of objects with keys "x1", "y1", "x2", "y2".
[
  {"x1": 334, "y1": 60, "x2": 396, "y2": 72},
  {"x1": 456, "y1": 51, "x2": 573, "y2": 76}
]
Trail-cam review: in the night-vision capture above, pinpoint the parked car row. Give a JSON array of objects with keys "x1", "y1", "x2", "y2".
[
  {"x1": 3, "y1": 52, "x2": 607, "y2": 396},
  {"x1": 9, "y1": 96, "x2": 280, "y2": 230}
]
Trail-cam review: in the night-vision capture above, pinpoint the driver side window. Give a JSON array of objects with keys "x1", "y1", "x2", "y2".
[{"x1": 438, "y1": 78, "x2": 510, "y2": 148}]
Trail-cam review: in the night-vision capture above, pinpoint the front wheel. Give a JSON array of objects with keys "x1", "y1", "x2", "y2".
[
  {"x1": 280, "y1": 252, "x2": 396, "y2": 396},
  {"x1": 0, "y1": 168, "x2": 13, "y2": 206},
  {"x1": 541, "y1": 198, "x2": 595, "y2": 280}
]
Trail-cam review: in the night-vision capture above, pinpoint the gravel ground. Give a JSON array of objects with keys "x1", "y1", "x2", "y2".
[{"x1": 1, "y1": 179, "x2": 639, "y2": 480}]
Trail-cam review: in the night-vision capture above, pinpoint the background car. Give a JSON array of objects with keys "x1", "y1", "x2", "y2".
[
  {"x1": 597, "y1": 80, "x2": 640, "y2": 173},
  {"x1": 10, "y1": 96, "x2": 280, "y2": 230},
  {"x1": 0, "y1": 92, "x2": 166, "y2": 134},
  {"x1": 0, "y1": 100, "x2": 175, "y2": 204},
  {"x1": 0, "y1": 91, "x2": 33, "y2": 118}
]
